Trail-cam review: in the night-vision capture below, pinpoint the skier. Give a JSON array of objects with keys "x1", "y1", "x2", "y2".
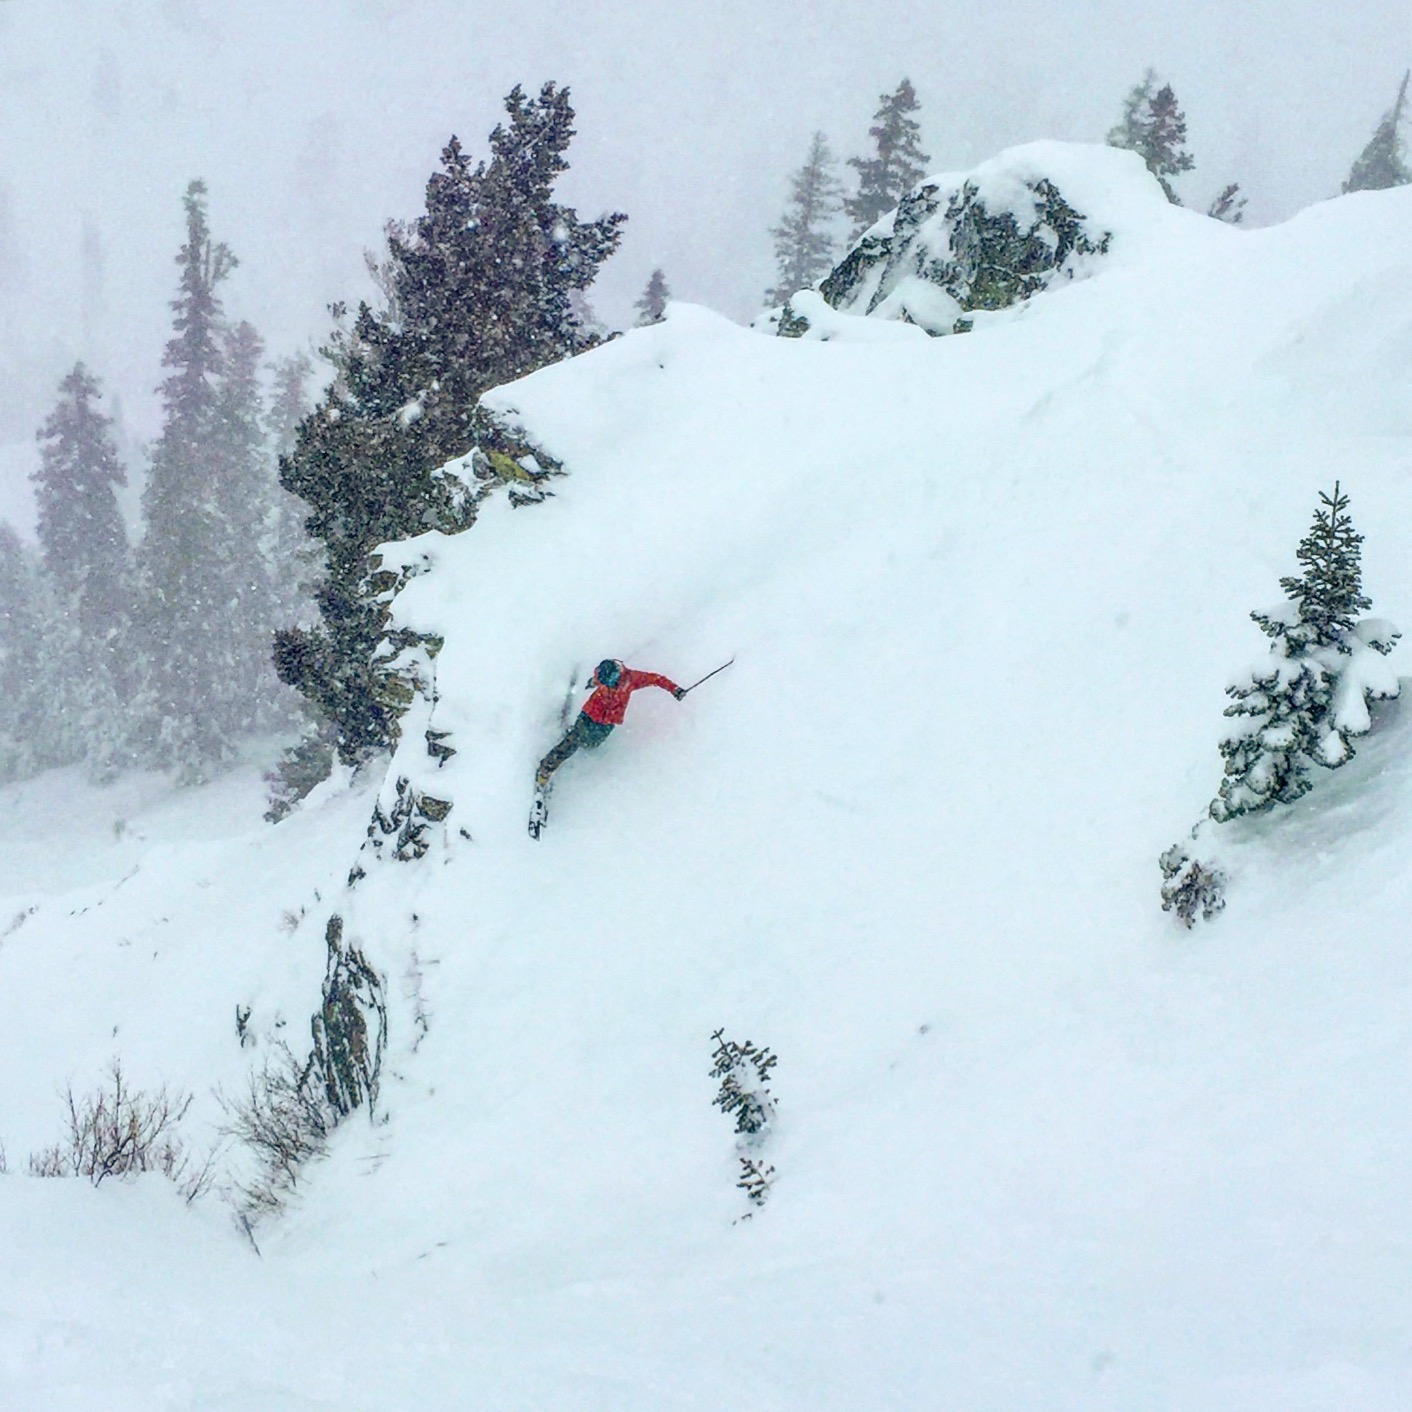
[{"x1": 535, "y1": 659, "x2": 684, "y2": 790}]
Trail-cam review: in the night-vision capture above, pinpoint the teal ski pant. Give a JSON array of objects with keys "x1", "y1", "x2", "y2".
[{"x1": 538, "y1": 712, "x2": 615, "y2": 783}]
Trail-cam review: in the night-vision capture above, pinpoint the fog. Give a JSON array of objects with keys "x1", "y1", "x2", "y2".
[{"x1": 1, "y1": 0, "x2": 1408, "y2": 528}]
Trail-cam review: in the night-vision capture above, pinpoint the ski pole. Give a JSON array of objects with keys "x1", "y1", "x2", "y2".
[{"x1": 680, "y1": 658, "x2": 735, "y2": 695}]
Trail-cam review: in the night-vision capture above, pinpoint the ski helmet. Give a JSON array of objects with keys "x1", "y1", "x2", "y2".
[{"x1": 594, "y1": 658, "x2": 623, "y2": 688}]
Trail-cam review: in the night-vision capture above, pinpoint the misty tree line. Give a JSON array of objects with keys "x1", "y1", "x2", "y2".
[{"x1": 0, "y1": 180, "x2": 313, "y2": 787}]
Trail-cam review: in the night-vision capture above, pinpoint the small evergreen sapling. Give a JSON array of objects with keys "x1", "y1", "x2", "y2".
[
  {"x1": 710, "y1": 1028, "x2": 777, "y2": 1141},
  {"x1": 1106, "y1": 70, "x2": 1195, "y2": 203},
  {"x1": 634, "y1": 268, "x2": 671, "y2": 325},
  {"x1": 1212, "y1": 482, "x2": 1399, "y2": 821},
  {"x1": 737, "y1": 1158, "x2": 776, "y2": 1206},
  {"x1": 711, "y1": 1028, "x2": 778, "y2": 1209}
]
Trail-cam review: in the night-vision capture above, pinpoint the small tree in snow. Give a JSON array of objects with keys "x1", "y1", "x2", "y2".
[
  {"x1": 710, "y1": 1028, "x2": 778, "y2": 1209},
  {"x1": 845, "y1": 79, "x2": 930, "y2": 237},
  {"x1": 1211, "y1": 482, "x2": 1399, "y2": 821},
  {"x1": 1343, "y1": 70, "x2": 1411, "y2": 194},
  {"x1": 1106, "y1": 70, "x2": 1195, "y2": 203},
  {"x1": 634, "y1": 268, "x2": 671, "y2": 325},
  {"x1": 1159, "y1": 845, "x2": 1226, "y2": 927},
  {"x1": 766, "y1": 131, "x2": 845, "y2": 305}
]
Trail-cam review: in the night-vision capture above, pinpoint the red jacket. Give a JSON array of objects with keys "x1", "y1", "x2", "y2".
[{"x1": 582, "y1": 667, "x2": 682, "y2": 725}]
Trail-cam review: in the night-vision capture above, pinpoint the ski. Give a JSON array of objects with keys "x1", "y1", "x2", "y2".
[{"x1": 528, "y1": 783, "x2": 551, "y2": 840}]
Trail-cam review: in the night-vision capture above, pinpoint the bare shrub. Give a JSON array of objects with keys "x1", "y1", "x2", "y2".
[
  {"x1": 28, "y1": 1059, "x2": 200, "y2": 1192},
  {"x1": 219, "y1": 1041, "x2": 333, "y2": 1225}
]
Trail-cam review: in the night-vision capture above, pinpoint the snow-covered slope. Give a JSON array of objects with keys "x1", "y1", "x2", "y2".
[{"x1": 5, "y1": 149, "x2": 1412, "y2": 1410}]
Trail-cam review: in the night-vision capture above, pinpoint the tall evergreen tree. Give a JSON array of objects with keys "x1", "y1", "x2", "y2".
[
  {"x1": 278, "y1": 82, "x2": 626, "y2": 763},
  {"x1": 1343, "y1": 70, "x2": 1412, "y2": 193},
  {"x1": 211, "y1": 320, "x2": 294, "y2": 733},
  {"x1": 634, "y1": 268, "x2": 671, "y2": 326},
  {"x1": 1212, "y1": 483, "x2": 1398, "y2": 821},
  {"x1": 33, "y1": 364, "x2": 133, "y2": 777},
  {"x1": 32, "y1": 363, "x2": 128, "y2": 643},
  {"x1": 1107, "y1": 70, "x2": 1195, "y2": 203},
  {"x1": 135, "y1": 179, "x2": 241, "y2": 781},
  {"x1": 766, "y1": 131, "x2": 845, "y2": 305},
  {"x1": 845, "y1": 80, "x2": 930, "y2": 237}
]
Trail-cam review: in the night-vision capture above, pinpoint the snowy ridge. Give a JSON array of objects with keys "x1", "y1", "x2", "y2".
[{"x1": 5, "y1": 154, "x2": 1412, "y2": 1409}]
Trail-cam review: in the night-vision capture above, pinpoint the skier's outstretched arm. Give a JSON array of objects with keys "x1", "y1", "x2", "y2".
[{"x1": 623, "y1": 668, "x2": 685, "y2": 700}]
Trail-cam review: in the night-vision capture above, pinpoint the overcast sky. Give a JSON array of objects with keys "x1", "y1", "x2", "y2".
[{"x1": 1, "y1": 0, "x2": 1409, "y2": 525}]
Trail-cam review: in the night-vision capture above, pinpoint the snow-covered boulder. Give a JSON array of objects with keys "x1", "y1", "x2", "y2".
[{"x1": 781, "y1": 141, "x2": 1170, "y2": 337}]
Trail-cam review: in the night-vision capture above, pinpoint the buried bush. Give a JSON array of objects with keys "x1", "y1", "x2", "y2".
[
  {"x1": 1159, "y1": 844, "x2": 1227, "y2": 928},
  {"x1": 218, "y1": 1041, "x2": 333, "y2": 1225},
  {"x1": 28, "y1": 1058, "x2": 216, "y2": 1201}
]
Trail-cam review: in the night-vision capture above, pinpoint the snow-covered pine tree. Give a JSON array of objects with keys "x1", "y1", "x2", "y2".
[
  {"x1": 32, "y1": 363, "x2": 133, "y2": 777},
  {"x1": 845, "y1": 80, "x2": 930, "y2": 238},
  {"x1": 1211, "y1": 483, "x2": 1399, "y2": 821},
  {"x1": 134, "y1": 179, "x2": 242, "y2": 782},
  {"x1": 1106, "y1": 70, "x2": 1195, "y2": 203},
  {"x1": 278, "y1": 82, "x2": 625, "y2": 765},
  {"x1": 1343, "y1": 70, "x2": 1412, "y2": 193},
  {"x1": 765, "y1": 131, "x2": 845, "y2": 305},
  {"x1": 634, "y1": 268, "x2": 670, "y2": 325}
]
